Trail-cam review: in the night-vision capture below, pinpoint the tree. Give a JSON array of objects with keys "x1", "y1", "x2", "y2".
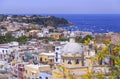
[
  {"x1": 96, "y1": 46, "x2": 108, "y2": 65},
  {"x1": 109, "y1": 56, "x2": 120, "y2": 79},
  {"x1": 83, "y1": 71, "x2": 105, "y2": 79},
  {"x1": 16, "y1": 36, "x2": 28, "y2": 44},
  {"x1": 0, "y1": 15, "x2": 7, "y2": 22},
  {"x1": 0, "y1": 36, "x2": 7, "y2": 44},
  {"x1": 5, "y1": 31, "x2": 13, "y2": 42},
  {"x1": 81, "y1": 35, "x2": 94, "y2": 45},
  {"x1": 108, "y1": 44, "x2": 120, "y2": 79}
]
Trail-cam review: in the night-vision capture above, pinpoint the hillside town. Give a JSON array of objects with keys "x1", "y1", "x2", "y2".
[{"x1": 0, "y1": 15, "x2": 120, "y2": 79}]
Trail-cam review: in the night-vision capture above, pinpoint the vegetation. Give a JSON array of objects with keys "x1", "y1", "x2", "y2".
[
  {"x1": 10, "y1": 15, "x2": 70, "y2": 27},
  {"x1": 83, "y1": 71, "x2": 105, "y2": 79},
  {"x1": 16, "y1": 36, "x2": 28, "y2": 44},
  {"x1": 96, "y1": 46, "x2": 109, "y2": 65},
  {"x1": 38, "y1": 37, "x2": 69, "y2": 41},
  {"x1": 57, "y1": 38, "x2": 69, "y2": 41},
  {"x1": 94, "y1": 34, "x2": 111, "y2": 44},
  {"x1": 76, "y1": 35, "x2": 94, "y2": 44},
  {"x1": 82, "y1": 37, "x2": 120, "y2": 79},
  {"x1": 0, "y1": 14, "x2": 7, "y2": 22},
  {"x1": 39, "y1": 37, "x2": 55, "y2": 41},
  {"x1": 0, "y1": 32, "x2": 30, "y2": 44},
  {"x1": 109, "y1": 44, "x2": 120, "y2": 79}
]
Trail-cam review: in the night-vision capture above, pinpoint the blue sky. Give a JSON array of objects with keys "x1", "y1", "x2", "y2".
[{"x1": 0, "y1": 0, "x2": 120, "y2": 14}]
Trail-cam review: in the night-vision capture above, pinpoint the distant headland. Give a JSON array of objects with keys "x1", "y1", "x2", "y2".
[{"x1": 0, "y1": 14, "x2": 72, "y2": 28}]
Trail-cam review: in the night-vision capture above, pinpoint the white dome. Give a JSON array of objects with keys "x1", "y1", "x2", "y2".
[{"x1": 62, "y1": 42, "x2": 82, "y2": 54}]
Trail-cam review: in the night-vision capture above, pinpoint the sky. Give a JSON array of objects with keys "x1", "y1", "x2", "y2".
[{"x1": 0, "y1": 0, "x2": 120, "y2": 14}]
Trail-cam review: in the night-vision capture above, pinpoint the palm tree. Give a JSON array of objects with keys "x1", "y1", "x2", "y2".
[
  {"x1": 96, "y1": 46, "x2": 108, "y2": 65},
  {"x1": 103, "y1": 38, "x2": 114, "y2": 66},
  {"x1": 83, "y1": 71, "x2": 105, "y2": 79},
  {"x1": 109, "y1": 44, "x2": 120, "y2": 78}
]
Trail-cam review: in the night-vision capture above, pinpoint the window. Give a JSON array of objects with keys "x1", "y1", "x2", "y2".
[
  {"x1": 88, "y1": 50, "x2": 90, "y2": 56},
  {"x1": 56, "y1": 48, "x2": 59, "y2": 50},
  {"x1": 45, "y1": 58, "x2": 47, "y2": 61},
  {"x1": 2, "y1": 50, "x2": 4, "y2": 53},
  {"x1": 45, "y1": 77, "x2": 48, "y2": 79},
  {"x1": 35, "y1": 57, "x2": 37, "y2": 60},
  {"x1": 50, "y1": 59, "x2": 52, "y2": 62},
  {"x1": 75, "y1": 59, "x2": 79, "y2": 64},
  {"x1": 19, "y1": 68, "x2": 22, "y2": 71},
  {"x1": 32, "y1": 72, "x2": 34, "y2": 75},
  {"x1": 56, "y1": 58, "x2": 58, "y2": 62},
  {"x1": 68, "y1": 59, "x2": 72, "y2": 64},
  {"x1": 40, "y1": 58, "x2": 42, "y2": 62},
  {"x1": 26, "y1": 70, "x2": 27, "y2": 74},
  {"x1": 39, "y1": 76, "x2": 42, "y2": 79},
  {"x1": 63, "y1": 59, "x2": 64, "y2": 63},
  {"x1": 56, "y1": 52, "x2": 58, "y2": 58}
]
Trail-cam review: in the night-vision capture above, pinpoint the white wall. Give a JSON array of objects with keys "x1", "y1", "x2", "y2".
[
  {"x1": 39, "y1": 72, "x2": 50, "y2": 79},
  {"x1": 0, "y1": 47, "x2": 11, "y2": 55},
  {"x1": 54, "y1": 46, "x2": 62, "y2": 65}
]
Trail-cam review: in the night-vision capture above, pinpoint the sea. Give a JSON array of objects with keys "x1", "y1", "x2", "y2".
[
  {"x1": 9, "y1": 14, "x2": 120, "y2": 33},
  {"x1": 43, "y1": 14, "x2": 120, "y2": 33}
]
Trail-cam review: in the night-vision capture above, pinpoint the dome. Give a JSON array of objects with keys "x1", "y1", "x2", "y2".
[{"x1": 62, "y1": 42, "x2": 83, "y2": 54}]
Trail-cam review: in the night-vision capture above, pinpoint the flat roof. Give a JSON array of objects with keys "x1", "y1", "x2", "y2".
[
  {"x1": 0, "y1": 44, "x2": 10, "y2": 47},
  {"x1": 40, "y1": 53, "x2": 54, "y2": 56},
  {"x1": 25, "y1": 64, "x2": 50, "y2": 69},
  {"x1": 0, "y1": 61, "x2": 7, "y2": 65}
]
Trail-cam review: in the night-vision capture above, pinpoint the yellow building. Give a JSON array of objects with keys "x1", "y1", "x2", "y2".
[
  {"x1": 52, "y1": 32, "x2": 94, "y2": 79},
  {"x1": 26, "y1": 30, "x2": 40, "y2": 37},
  {"x1": 24, "y1": 64, "x2": 50, "y2": 79},
  {"x1": 52, "y1": 32, "x2": 110, "y2": 79},
  {"x1": 39, "y1": 53, "x2": 54, "y2": 68},
  {"x1": 51, "y1": 33, "x2": 61, "y2": 39},
  {"x1": 6, "y1": 26, "x2": 20, "y2": 31}
]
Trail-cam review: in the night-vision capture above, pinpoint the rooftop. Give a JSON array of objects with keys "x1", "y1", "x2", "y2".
[
  {"x1": 40, "y1": 53, "x2": 54, "y2": 56},
  {"x1": 0, "y1": 44, "x2": 9, "y2": 47},
  {"x1": 25, "y1": 64, "x2": 50, "y2": 69}
]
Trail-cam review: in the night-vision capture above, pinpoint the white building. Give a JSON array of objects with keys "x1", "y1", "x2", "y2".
[
  {"x1": 39, "y1": 72, "x2": 51, "y2": 79},
  {"x1": 12, "y1": 30, "x2": 25, "y2": 38},
  {"x1": 0, "y1": 42, "x2": 19, "y2": 60},
  {"x1": 0, "y1": 44, "x2": 12, "y2": 60},
  {"x1": 37, "y1": 33, "x2": 44, "y2": 37},
  {"x1": 54, "y1": 45, "x2": 63, "y2": 65}
]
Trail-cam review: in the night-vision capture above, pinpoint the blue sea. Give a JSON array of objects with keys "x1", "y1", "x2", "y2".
[{"x1": 44, "y1": 14, "x2": 120, "y2": 33}]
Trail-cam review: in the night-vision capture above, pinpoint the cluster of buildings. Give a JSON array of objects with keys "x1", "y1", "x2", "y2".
[
  {"x1": 0, "y1": 16, "x2": 120, "y2": 79},
  {"x1": 0, "y1": 31, "x2": 112, "y2": 79},
  {"x1": 0, "y1": 20, "x2": 93, "y2": 40}
]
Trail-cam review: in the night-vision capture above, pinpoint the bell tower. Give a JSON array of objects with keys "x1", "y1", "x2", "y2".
[{"x1": 69, "y1": 32, "x2": 76, "y2": 43}]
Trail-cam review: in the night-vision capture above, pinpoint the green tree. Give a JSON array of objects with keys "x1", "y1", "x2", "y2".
[
  {"x1": 0, "y1": 36, "x2": 7, "y2": 44},
  {"x1": 16, "y1": 36, "x2": 28, "y2": 44},
  {"x1": 81, "y1": 35, "x2": 94, "y2": 44},
  {"x1": 5, "y1": 31, "x2": 13, "y2": 42}
]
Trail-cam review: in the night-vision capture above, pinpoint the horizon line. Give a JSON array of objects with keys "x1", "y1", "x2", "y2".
[{"x1": 1, "y1": 13, "x2": 120, "y2": 15}]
